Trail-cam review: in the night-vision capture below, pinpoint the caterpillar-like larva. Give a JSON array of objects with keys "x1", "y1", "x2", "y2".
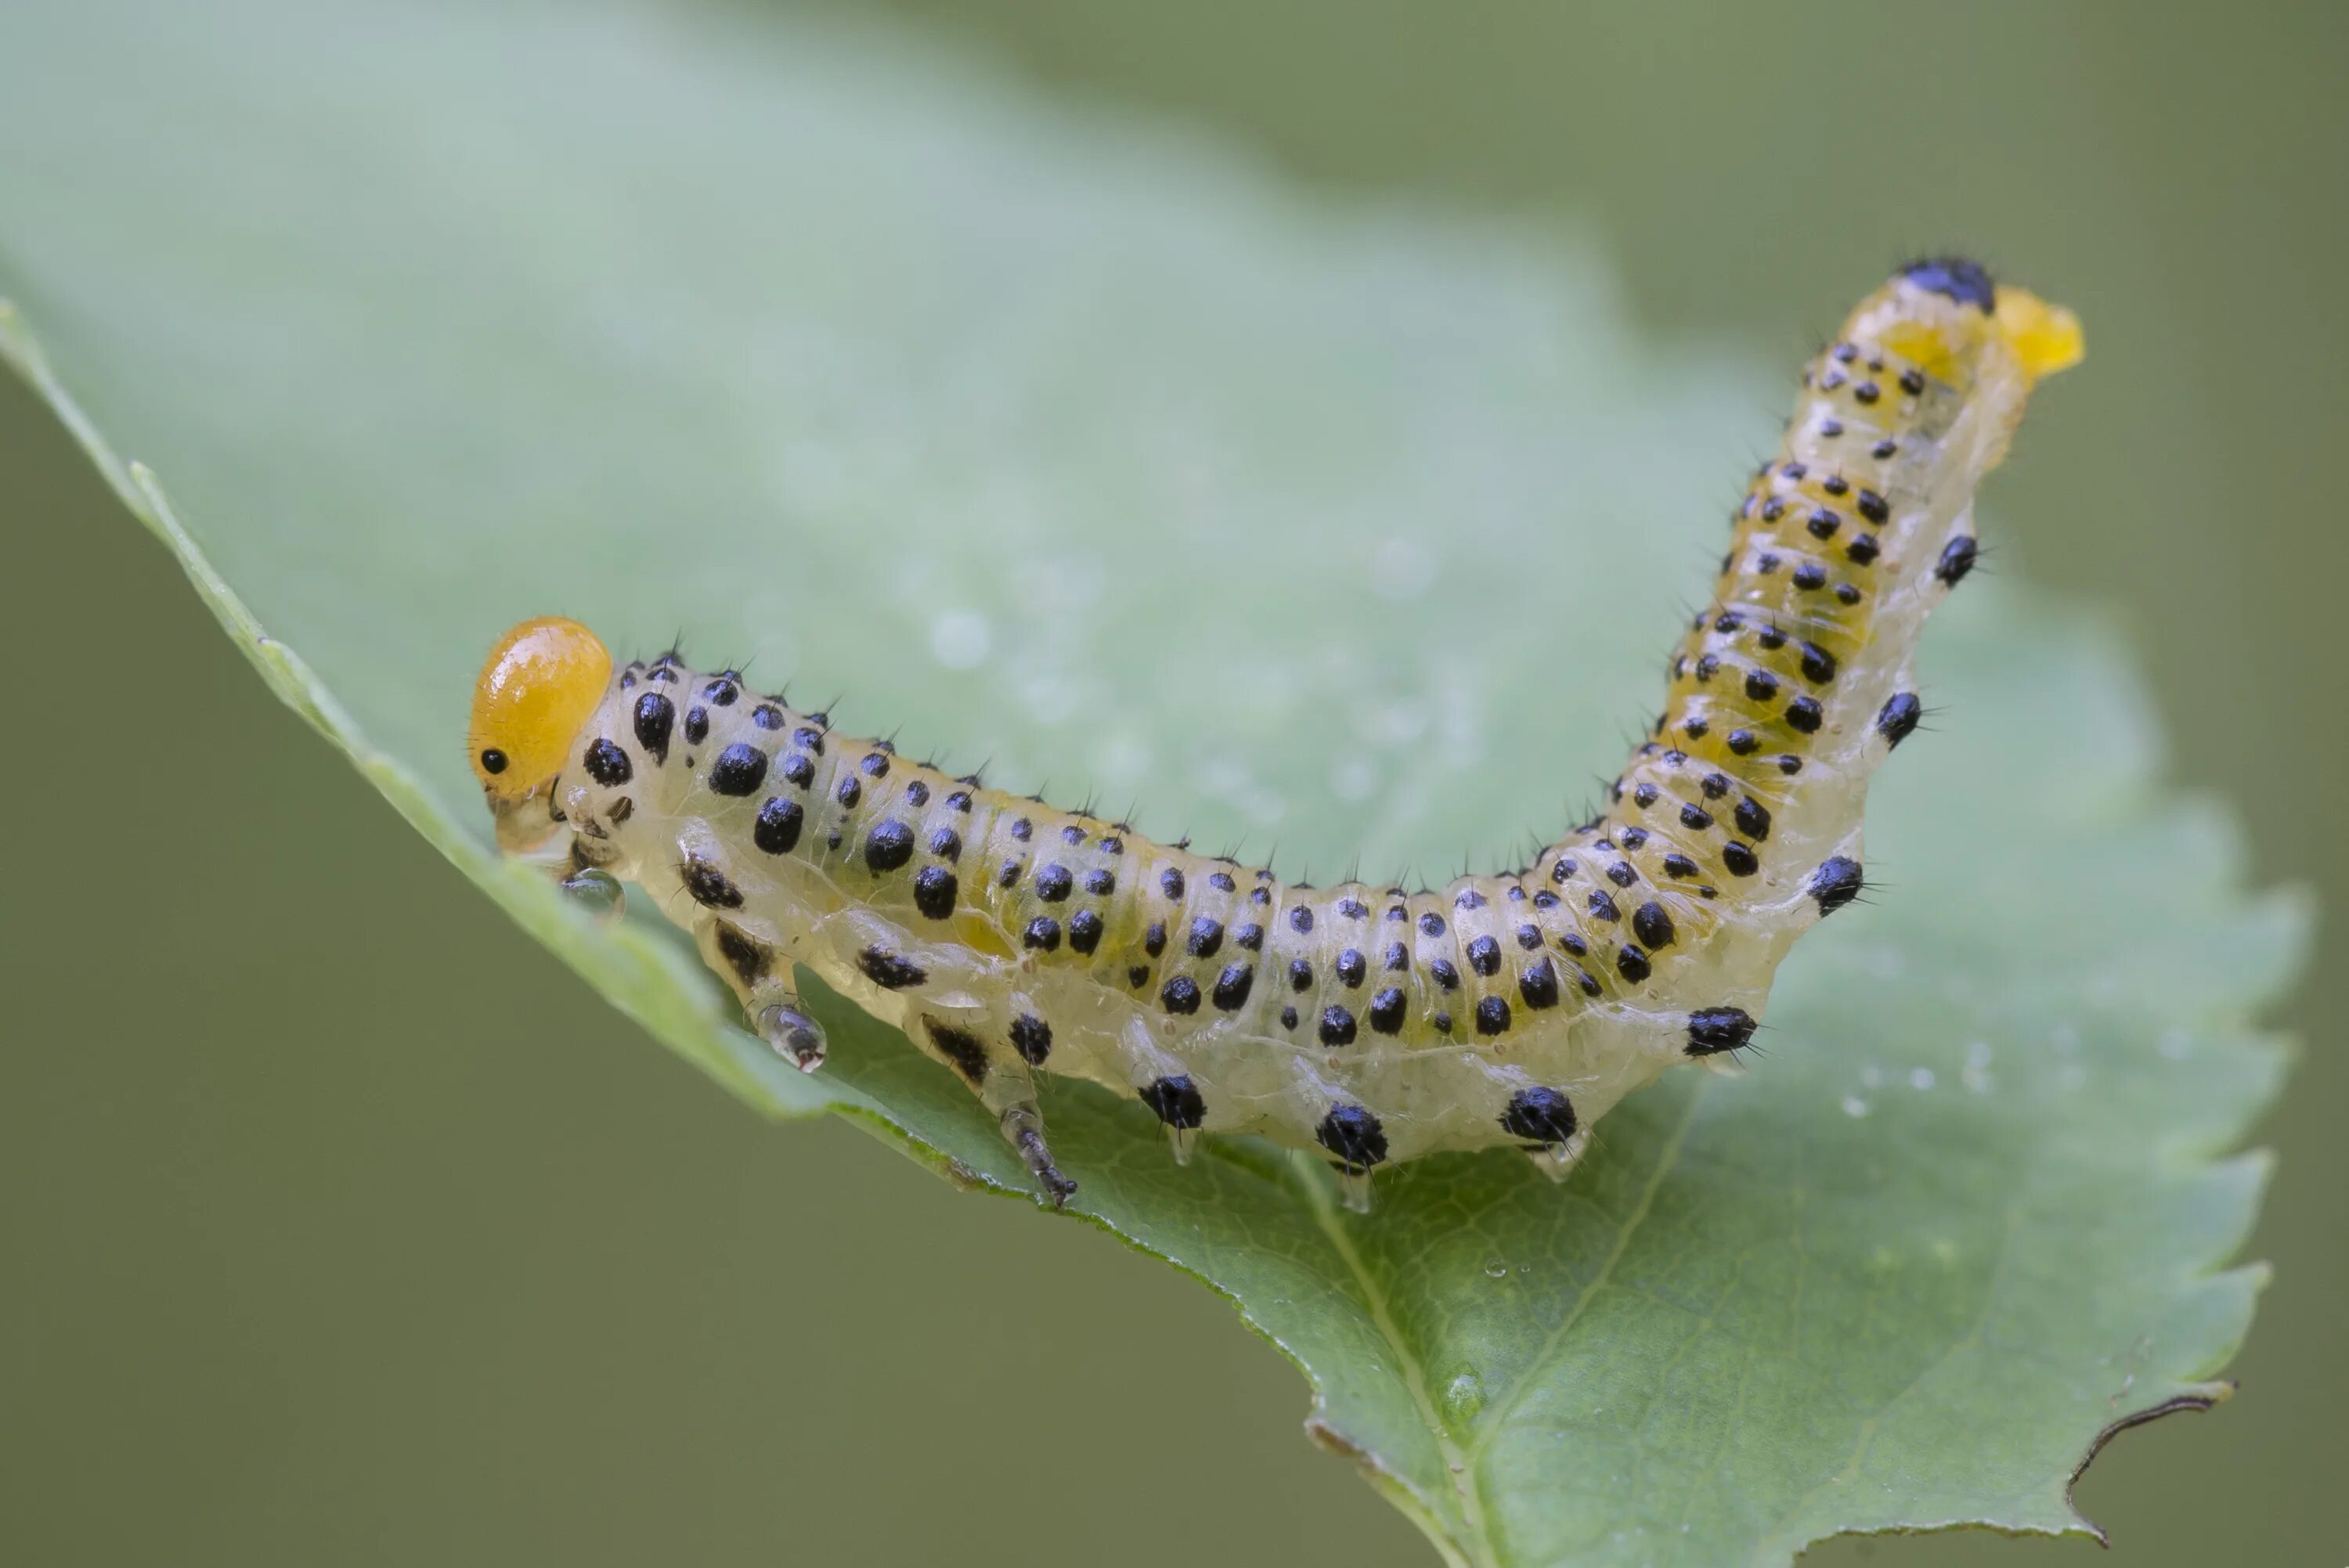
[{"x1": 467, "y1": 259, "x2": 2082, "y2": 1210}]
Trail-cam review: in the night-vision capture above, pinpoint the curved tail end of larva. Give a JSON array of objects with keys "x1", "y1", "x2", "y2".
[{"x1": 465, "y1": 259, "x2": 2080, "y2": 1212}]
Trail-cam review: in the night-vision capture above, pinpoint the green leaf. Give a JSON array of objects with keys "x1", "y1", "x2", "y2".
[{"x1": 0, "y1": 0, "x2": 2300, "y2": 1561}]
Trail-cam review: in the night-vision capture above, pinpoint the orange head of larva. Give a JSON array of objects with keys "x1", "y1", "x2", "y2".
[
  {"x1": 467, "y1": 616, "x2": 612, "y2": 849},
  {"x1": 1856, "y1": 257, "x2": 2084, "y2": 391}
]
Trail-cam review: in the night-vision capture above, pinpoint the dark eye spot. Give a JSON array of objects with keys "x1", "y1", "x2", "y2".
[{"x1": 479, "y1": 747, "x2": 508, "y2": 776}]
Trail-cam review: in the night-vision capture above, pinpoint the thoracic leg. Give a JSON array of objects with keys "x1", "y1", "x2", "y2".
[
  {"x1": 693, "y1": 917, "x2": 828, "y2": 1072},
  {"x1": 916, "y1": 1011, "x2": 1076, "y2": 1206}
]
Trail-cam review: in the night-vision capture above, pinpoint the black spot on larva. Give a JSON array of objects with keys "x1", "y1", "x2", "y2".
[
  {"x1": 1759, "y1": 497, "x2": 1784, "y2": 522},
  {"x1": 1101, "y1": 835, "x2": 1124, "y2": 855},
  {"x1": 1286, "y1": 958, "x2": 1313, "y2": 993},
  {"x1": 835, "y1": 775, "x2": 861, "y2": 809},
  {"x1": 1063, "y1": 824, "x2": 1088, "y2": 847},
  {"x1": 1633, "y1": 901, "x2": 1676, "y2": 950},
  {"x1": 1023, "y1": 916, "x2": 1062, "y2": 952},
  {"x1": 1846, "y1": 534, "x2": 1880, "y2": 566},
  {"x1": 1734, "y1": 796, "x2": 1773, "y2": 842},
  {"x1": 1083, "y1": 868, "x2": 1116, "y2": 897},
  {"x1": 604, "y1": 796, "x2": 635, "y2": 826},
  {"x1": 1142, "y1": 1075, "x2": 1206, "y2": 1130},
  {"x1": 702, "y1": 676, "x2": 740, "y2": 707},
  {"x1": 1433, "y1": 1011, "x2": 1455, "y2": 1033},
  {"x1": 1633, "y1": 781, "x2": 1659, "y2": 809},
  {"x1": 1662, "y1": 852, "x2": 1698, "y2": 879},
  {"x1": 709, "y1": 743, "x2": 768, "y2": 797},
  {"x1": 904, "y1": 780, "x2": 929, "y2": 809},
  {"x1": 946, "y1": 790, "x2": 972, "y2": 813},
  {"x1": 922, "y1": 1019, "x2": 988, "y2": 1085},
  {"x1": 1745, "y1": 668, "x2": 1780, "y2": 702},
  {"x1": 1683, "y1": 717, "x2": 1709, "y2": 740},
  {"x1": 680, "y1": 855, "x2": 742, "y2": 909},
  {"x1": 1430, "y1": 958, "x2": 1460, "y2": 991},
  {"x1": 1782, "y1": 458, "x2": 1810, "y2": 478},
  {"x1": 1756, "y1": 624, "x2": 1788, "y2": 651},
  {"x1": 751, "y1": 704, "x2": 785, "y2": 731},
  {"x1": 1856, "y1": 488, "x2": 1889, "y2": 524},
  {"x1": 1821, "y1": 473, "x2": 1849, "y2": 497},
  {"x1": 1701, "y1": 771, "x2": 1730, "y2": 799},
  {"x1": 1722, "y1": 842, "x2": 1759, "y2": 876},
  {"x1": 781, "y1": 752, "x2": 815, "y2": 788},
  {"x1": 1319, "y1": 1005, "x2": 1358, "y2": 1047},
  {"x1": 1937, "y1": 535, "x2": 1979, "y2": 586},
  {"x1": 1588, "y1": 889, "x2": 1621, "y2": 921},
  {"x1": 1519, "y1": 960, "x2": 1561, "y2": 1010},
  {"x1": 1009, "y1": 1014, "x2": 1052, "y2": 1065},
  {"x1": 1819, "y1": 417, "x2": 1843, "y2": 438},
  {"x1": 1778, "y1": 754, "x2": 1803, "y2": 775},
  {"x1": 630, "y1": 694, "x2": 674, "y2": 763},
  {"x1": 1368, "y1": 986, "x2": 1405, "y2": 1033},
  {"x1": 1854, "y1": 381, "x2": 1881, "y2": 405},
  {"x1": 1316, "y1": 1105, "x2": 1387, "y2": 1169},
  {"x1": 1212, "y1": 962, "x2": 1255, "y2": 1011},
  {"x1": 928, "y1": 827, "x2": 962, "y2": 862},
  {"x1": 683, "y1": 706, "x2": 709, "y2": 745},
  {"x1": 1501, "y1": 1087, "x2": 1577, "y2": 1146},
  {"x1": 1454, "y1": 887, "x2": 1488, "y2": 911},
  {"x1": 1289, "y1": 905, "x2": 1315, "y2": 934},
  {"x1": 478, "y1": 747, "x2": 508, "y2": 775},
  {"x1": 1799, "y1": 642, "x2": 1838, "y2": 684},
  {"x1": 1902, "y1": 255, "x2": 1997, "y2": 312},
  {"x1": 1413, "y1": 914, "x2": 1442, "y2": 943},
  {"x1": 1873, "y1": 438, "x2": 1898, "y2": 460},
  {"x1": 1474, "y1": 995, "x2": 1512, "y2": 1036},
  {"x1": 1010, "y1": 817, "x2": 1033, "y2": 842},
  {"x1": 1806, "y1": 509, "x2": 1841, "y2": 540},
  {"x1": 1809, "y1": 856, "x2": 1866, "y2": 914},
  {"x1": 998, "y1": 860, "x2": 1022, "y2": 889},
  {"x1": 1160, "y1": 867, "x2": 1185, "y2": 900},
  {"x1": 1514, "y1": 923, "x2": 1541, "y2": 950},
  {"x1": 1694, "y1": 653, "x2": 1719, "y2": 681},
  {"x1": 1680, "y1": 804, "x2": 1713, "y2": 832},
  {"x1": 1727, "y1": 729, "x2": 1758, "y2": 755},
  {"x1": 863, "y1": 818, "x2": 915, "y2": 873},
  {"x1": 1792, "y1": 562, "x2": 1828, "y2": 591},
  {"x1": 753, "y1": 797, "x2": 803, "y2": 855},
  {"x1": 1128, "y1": 965, "x2": 1149, "y2": 989},
  {"x1": 1532, "y1": 889, "x2": 1560, "y2": 910},
  {"x1": 1878, "y1": 691, "x2": 1923, "y2": 746},
  {"x1": 1900, "y1": 366, "x2": 1928, "y2": 396},
  {"x1": 912, "y1": 864, "x2": 958, "y2": 920},
  {"x1": 1466, "y1": 935, "x2": 1501, "y2": 977},
  {"x1": 1336, "y1": 897, "x2": 1370, "y2": 921},
  {"x1": 1835, "y1": 582, "x2": 1863, "y2": 605},
  {"x1": 1336, "y1": 947, "x2": 1368, "y2": 987},
  {"x1": 1607, "y1": 860, "x2": 1637, "y2": 888},
  {"x1": 583, "y1": 738, "x2": 632, "y2": 788},
  {"x1": 793, "y1": 726, "x2": 824, "y2": 754},
  {"x1": 858, "y1": 752, "x2": 889, "y2": 779},
  {"x1": 1551, "y1": 856, "x2": 1579, "y2": 883},
  {"x1": 1686, "y1": 1006, "x2": 1758, "y2": 1057},
  {"x1": 1280, "y1": 1005, "x2": 1300, "y2": 1029},
  {"x1": 714, "y1": 924, "x2": 767, "y2": 984},
  {"x1": 1236, "y1": 922, "x2": 1265, "y2": 951},
  {"x1": 1034, "y1": 863, "x2": 1074, "y2": 903},
  {"x1": 1187, "y1": 917, "x2": 1225, "y2": 959},
  {"x1": 1617, "y1": 945, "x2": 1653, "y2": 982},
  {"x1": 859, "y1": 946, "x2": 926, "y2": 989},
  {"x1": 1207, "y1": 870, "x2": 1236, "y2": 893},
  {"x1": 1785, "y1": 696, "x2": 1824, "y2": 734},
  {"x1": 1145, "y1": 921, "x2": 1167, "y2": 957},
  {"x1": 1068, "y1": 910, "x2": 1104, "y2": 954}
]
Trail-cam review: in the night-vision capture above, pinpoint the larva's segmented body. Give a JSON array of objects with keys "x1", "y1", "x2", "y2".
[{"x1": 469, "y1": 260, "x2": 2083, "y2": 1208}]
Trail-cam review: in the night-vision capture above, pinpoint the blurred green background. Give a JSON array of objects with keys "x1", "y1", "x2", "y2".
[{"x1": 2, "y1": 2, "x2": 2339, "y2": 1564}]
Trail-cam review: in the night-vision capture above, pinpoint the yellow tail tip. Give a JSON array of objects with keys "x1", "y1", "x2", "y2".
[{"x1": 1994, "y1": 286, "x2": 2085, "y2": 382}]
